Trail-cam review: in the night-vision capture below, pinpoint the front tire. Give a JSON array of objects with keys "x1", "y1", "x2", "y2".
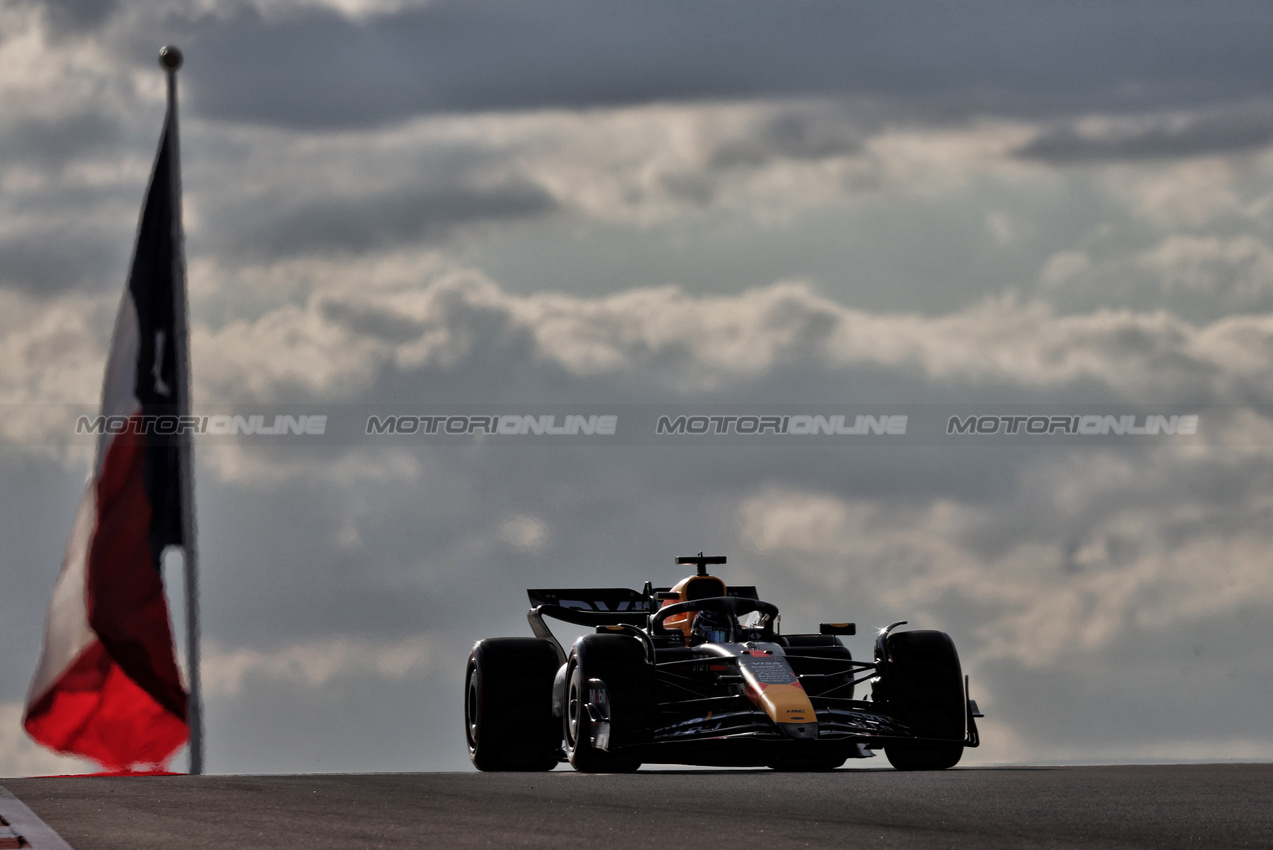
[
  {"x1": 465, "y1": 638, "x2": 561, "y2": 771},
  {"x1": 766, "y1": 754, "x2": 846, "y2": 772},
  {"x1": 877, "y1": 630, "x2": 967, "y2": 771},
  {"x1": 885, "y1": 742, "x2": 963, "y2": 771},
  {"x1": 564, "y1": 634, "x2": 649, "y2": 773}
]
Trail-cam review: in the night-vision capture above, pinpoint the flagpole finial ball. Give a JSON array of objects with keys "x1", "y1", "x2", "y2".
[{"x1": 159, "y1": 46, "x2": 183, "y2": 71}]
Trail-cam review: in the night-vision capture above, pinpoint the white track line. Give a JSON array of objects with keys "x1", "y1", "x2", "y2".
[{"x1": 0, "y1": 786, "x2": 74, "y2": 850}]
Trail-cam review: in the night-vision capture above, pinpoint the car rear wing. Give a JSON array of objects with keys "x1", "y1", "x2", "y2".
[
  {"x1": 527, "y1": 587, "x2": 653, "y2": 614},
  {"x1": 527, "y1": 587, "x2": 653, "y2": 663}
]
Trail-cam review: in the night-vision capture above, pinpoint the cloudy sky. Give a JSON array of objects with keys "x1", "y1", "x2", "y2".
[{"x1": 4, "y1": 0, "x2": 1273, "y2": 775}]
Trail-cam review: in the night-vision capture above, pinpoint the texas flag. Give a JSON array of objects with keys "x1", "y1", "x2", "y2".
[{"x1": 24, "y1": 100, "x2": 192, "y2": 770}]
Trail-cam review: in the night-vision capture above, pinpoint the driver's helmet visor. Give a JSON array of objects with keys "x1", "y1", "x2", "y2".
[{"x1": 692, "y1": 608, "x2": 737, "y2": 644}]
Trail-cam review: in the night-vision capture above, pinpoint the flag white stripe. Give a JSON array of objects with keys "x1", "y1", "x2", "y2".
[{"x1": 24, "y1": 483, "x2": 98, "y2": 710}]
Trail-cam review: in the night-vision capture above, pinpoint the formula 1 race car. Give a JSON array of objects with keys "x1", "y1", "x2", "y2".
[{"x1": 464, "y1": 554, "x2": 982, "y2": 772}]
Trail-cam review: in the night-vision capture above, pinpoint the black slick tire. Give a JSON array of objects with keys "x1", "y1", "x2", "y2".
[
  {"x1": 564, "y1": 634, "x2": 649, "y2": 773},
  {"x1": 766, "y1": 753, "x2": 846, "y2": 772},
  {"x1": 878, "y1": 630, "x2": 966, "y2": 771},
  {"x1": 465, "y1": 637, "x2": 561, "y2": 771}
]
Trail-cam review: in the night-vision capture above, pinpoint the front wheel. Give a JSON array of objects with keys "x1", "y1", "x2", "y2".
[
  {"x1": 766, "y1": 754, "x2": 845, "y2": 772},
  {"x1": 877, "y1": 630, "x2": 967, "y2": 771},
  {"x1": 885, "y1": 743, "x2": 963, "y2": 771},
  {"x1": 564, "y1": 634, "x2": 648, "y2": 773}
]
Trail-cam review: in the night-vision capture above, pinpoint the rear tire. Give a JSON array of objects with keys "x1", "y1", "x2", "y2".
[
  {"x1": 565, "y1": 634, "x2": 649, "y2": 773},
  {"x1": 877, "y1": 630, "x2": 966, "y2": 771},
  {"x1": 466, "y1": 638, "x2": 561, "y2": 771}
]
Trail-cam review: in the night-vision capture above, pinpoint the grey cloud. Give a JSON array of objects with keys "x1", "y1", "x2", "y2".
[
  {"x1": 659, "y1": 172, "x2": 716, "y2": 207},
  {"x1": 1018, "y1": 105, "x2": 1273, "y2": 163},
  {"x1": 659, "y1": 105, "x2": 870, "y2": 206},
  {"x1": 709, "y1": 109, "x2": 866, "y2": 171},
  {"x1": 211, "y1": 180, "x2": 556, "y2": 258},
  {"x1": 0, "y1": 234, "x2": 131, "y2": 296},
  {"x1": 0, "y1": 124, "x2": 155, "y2": 295},
  {"x1": 196, "y1": 273, "x2": 1273, "y2": 409},
  {"x1": 32, "y1": 0, "x2": 121, "y2": 36},
  {"x1": 173, "y1": 1, "x2": 1273, "y2": 129},
  {"x1": 318, "y1": 300, "x2": 426, "y2": 346},
  {"x1": 0, "y1": 111, "x2": 125, "y2": 170},
  {"x1": 0, "y1": 174, "x2": 157, "y2": 295},
  {"x1": 967, "y1": 446, "x2": 1273, "y2": 565},
  {"x1": 981, "y1": 608, "x2": 1273, "y2": 759},
  {"x1": 185, "y1": 129, "x2": 559, "y2": 261},
  {"x1": 206, "y1": 665, "x2": 456, "y2": 772}
]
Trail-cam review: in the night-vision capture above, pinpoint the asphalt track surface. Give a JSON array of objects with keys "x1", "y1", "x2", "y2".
[{"x1": 3, "y1": 764, "x2": 1271, "y2": 849}]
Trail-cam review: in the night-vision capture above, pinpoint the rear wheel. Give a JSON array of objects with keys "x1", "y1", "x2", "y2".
[
  {"x1": 465, "y1": 638, "x2": 561, "y2": 771},
  {"x1": 564, "y1": 634, "x2": 649, "y2": 773},
  {"x1": 877, "y1": 630, "x2": 966, "y2": 771}
]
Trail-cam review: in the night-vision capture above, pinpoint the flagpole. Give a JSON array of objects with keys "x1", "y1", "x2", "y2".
[{"x1": 160, "y1": 44, "x2": 203, "y2": 776}]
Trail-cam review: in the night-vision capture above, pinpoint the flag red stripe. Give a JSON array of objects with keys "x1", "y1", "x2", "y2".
[
  {"x1": 23, "y1": 640, "x2": 188, "y2": 768},
  {"x1": 88, "y1": 418, "x2": 188, "y2": 721}
]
